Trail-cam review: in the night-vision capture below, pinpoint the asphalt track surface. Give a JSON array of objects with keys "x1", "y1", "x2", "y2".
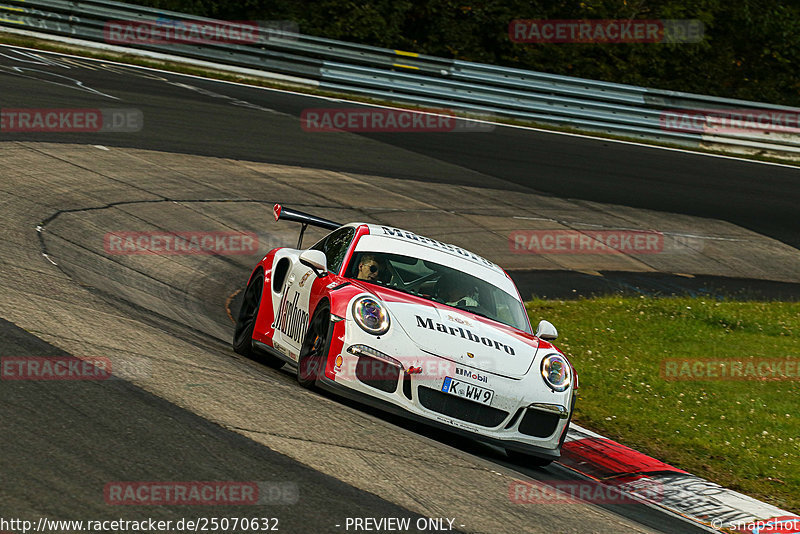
[
  {"x1": 1, "y1": 46, "x2": 798, "y2": 249},
  {"x1": 0, "y1": 318, "x2": 434, "y2": 532},
  {"x1": 2, "y1": 44, "x2": 798, "y2": 533}
]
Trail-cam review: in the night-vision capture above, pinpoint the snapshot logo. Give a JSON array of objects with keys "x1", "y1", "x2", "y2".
[
  {"x1": 104, "y1": 481, "x2": 298, "y2": 505},
  {"x1": 509, "y1": 478, "x2": 664, "y2": 504},
  {"x1": 661, "y1": 109, "x2": 800, "y2": 135},
  {"x1": 300, "y1": 108, "x2": 494, "y2": 133},
  {"x1": 104, "y1": 231, "x2": 259, "y2": 255},
  {"x1": 661, "y1": 358, "x2": 800, "y2": 382},
  {"x1": 1, "y1": 356, "x2": 111, "y2": 380},
  {"x1": 509, "y1": 19, "x2": 704, "y2": 43},
  {"x1": 1, "y1": 108, "x2": 142, "y2": 132},
  {"x1": 725, "y1": 516, "x2": 800, "y2": 534},
  {"x1": 509, "y1": 229, "x2": 663, "y2": 255}
]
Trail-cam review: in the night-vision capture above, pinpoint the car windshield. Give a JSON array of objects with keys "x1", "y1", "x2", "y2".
[{"x1": 345, "y1": 251, "x2": 531, "y2": 333}]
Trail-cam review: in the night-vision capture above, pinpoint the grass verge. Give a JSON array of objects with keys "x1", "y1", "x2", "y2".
[{"x1": 527, "y1": 296, "x2": 800, "y2": 514}]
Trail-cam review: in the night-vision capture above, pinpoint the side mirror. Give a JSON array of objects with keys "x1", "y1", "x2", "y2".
[
  {"x1": 535, "y1": 320, "x2": 558, "y2": 341},
  {"x1": 299, "y1": 250, "x2": 328, "y2": 277}
]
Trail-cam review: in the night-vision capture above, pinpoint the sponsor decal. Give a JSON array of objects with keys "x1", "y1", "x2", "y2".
[
  {"x1": 509, "y1": 229, "x2": 663, "y2": 254},
  {"x1": 380, "y1": 227, "x2": 497, "y2": 268},
  {"x1": 446, "y1": 314, "x2": 473, "y2": 327},
  {"x1": 273, "y1": 291, "x2": 309, "y2": 345},
  {"x1": 661, "y1": 109, "x2": 800, "y2": 135},
  {"x1": 415, "y1": 315, "x2": 515, "y2": 355},
  {"x1": 455, "y1": 366, "x2": 488, "y2": 383},
  {"x1": 509, "y1": 19, "x2": 704, "y2": 43},
  {"x1": 509, "y1": 478, "x2": 664, "y2": 504},
  {"x1": 1, "y1": 357, "x2": 111, "y2": 380},
  {"x1": 661, "y1": 358, "x2": 800, "y2": 381},
  {"x1": 298, "y1": 270, "x2": 312, "y2": 287},
  {"x1": 104, "y1": 231, "x2": 258, "y2": 255},
  {"x1": 1, "y1": 108, "x2": 142, "y2": 132}
]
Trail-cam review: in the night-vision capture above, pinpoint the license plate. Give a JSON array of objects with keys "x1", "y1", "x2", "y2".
[{"x1": 441, "y1": 377, "x2": 494, "y2": 406}]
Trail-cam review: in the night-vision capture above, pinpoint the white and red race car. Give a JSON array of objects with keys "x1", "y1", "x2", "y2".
[{"x1": 233, "y1": 205, "x2": 577, "y2": 465}]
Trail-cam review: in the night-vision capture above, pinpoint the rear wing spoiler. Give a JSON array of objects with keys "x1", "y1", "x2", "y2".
[{"x1": 273, "y1": 204, "x2": 342, "y2": 248}]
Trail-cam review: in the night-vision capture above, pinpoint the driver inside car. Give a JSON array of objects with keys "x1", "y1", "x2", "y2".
[
  {"x1": 356, "y1": 254, "x2": 382, "y2": 282},
  {"x1": 435, "y1": 274, "x2": 478, "y2": 308}
]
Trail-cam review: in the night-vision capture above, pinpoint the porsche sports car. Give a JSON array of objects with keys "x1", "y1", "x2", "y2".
[{"x1": 233, "y1": 204, "x2": 577, "y2": 465}]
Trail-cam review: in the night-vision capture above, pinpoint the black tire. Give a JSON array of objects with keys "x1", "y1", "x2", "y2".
[
  {"x1": 232, "y1": 271, "x2": 284, "y2": 368},
  {"x1": 506, "y1": 449, "x2": 554, "y2": 468},
  {"x1": 297, "y1": 302, "x2": 331, "y2": 389}
]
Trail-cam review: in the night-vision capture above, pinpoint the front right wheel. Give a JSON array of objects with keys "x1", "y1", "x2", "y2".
[{"x1": 297, "y1": 302, "x2": 331, "y2": 389}]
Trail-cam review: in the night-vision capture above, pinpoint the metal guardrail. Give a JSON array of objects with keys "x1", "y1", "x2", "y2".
[{"x1": 1, "y1": 0, "x2": 799, "y2": 155}]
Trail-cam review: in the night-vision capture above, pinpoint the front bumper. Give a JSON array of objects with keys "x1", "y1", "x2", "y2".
[
  {"x1": 317, "y1": 371, "x2": 563, "y2": 461},
  {"x1": 324, "y1": 338, "x2": 573, "y2": 461}
]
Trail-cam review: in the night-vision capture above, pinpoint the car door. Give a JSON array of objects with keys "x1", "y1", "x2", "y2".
[{"x1": 273, "y1": 226, "x2": 355, "y2": 358}]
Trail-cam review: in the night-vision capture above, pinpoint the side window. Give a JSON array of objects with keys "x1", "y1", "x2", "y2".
[{"x1": 311, "y1": 227, "x2": 355, "y2": 274}]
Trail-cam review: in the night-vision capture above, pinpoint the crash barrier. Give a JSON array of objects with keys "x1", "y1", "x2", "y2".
[{"x1": 1, "y1": 0, "x2": 798, "y2": 156}]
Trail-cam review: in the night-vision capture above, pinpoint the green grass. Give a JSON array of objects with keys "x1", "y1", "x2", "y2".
[{"x1": 527, "y1": 296, "x2": 800, "y2": 514}]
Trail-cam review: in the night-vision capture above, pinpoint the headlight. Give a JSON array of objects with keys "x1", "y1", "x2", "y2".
[
  {"x1": 352, "y1": 296, "x2": 390, "y2": 335},
  {"x1": 540, "y1": 353, "x2": 570, "y2": 392}
]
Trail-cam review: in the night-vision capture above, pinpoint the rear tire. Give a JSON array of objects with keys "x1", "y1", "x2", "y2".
[
  {"x1": 233, "y1": 272, "x2": 284, "y2": 369},
  {"x1": 297, "y1": 303, "x2": 331, "y2": 389}
]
